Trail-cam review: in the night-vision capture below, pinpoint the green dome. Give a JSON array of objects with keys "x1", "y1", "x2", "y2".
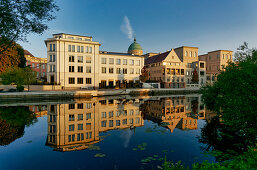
[{"x1": 128, "y1": 38, "x2": 142, "y2": 52}]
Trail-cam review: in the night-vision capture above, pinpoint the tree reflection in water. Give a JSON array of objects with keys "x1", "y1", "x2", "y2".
[
  {"x1": 199, "y1": 116, "x2": 248, "y2": 161},
  {"x1": 0, "y1": 106, "x2": 37, "y2": 146}
]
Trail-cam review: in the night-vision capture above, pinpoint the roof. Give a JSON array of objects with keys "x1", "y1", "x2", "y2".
[
  {"x1": 128, "y1": 38, "x2": 143, "y2": 52},
  {"x1": 99, "y1": 51, "x2": 144, "y2": 57},
  {"x1": 174, "y1": 46, "x2": 199, "y2": 50},
  {"x1": 145, "y1": 51, "x2": 170, "y2": 65},
  {"x1": 53, "y1": 33, "x2": 92, "y2": 38},
  {"x1": 207, "y1": 50, "x2": 233, "y2": 53},
  {"x1": 24, "y1": 50, "x2": 35, "y2": 57}
]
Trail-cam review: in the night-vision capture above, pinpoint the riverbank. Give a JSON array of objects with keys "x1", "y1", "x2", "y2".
[{"x1": 0, "y1": 88, "x2": 200, "y2": 101}]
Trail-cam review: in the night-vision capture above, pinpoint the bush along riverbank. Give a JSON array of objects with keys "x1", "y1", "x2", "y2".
[{"x1": 161, "y1": 147, "x2": 257, "y2": 170}]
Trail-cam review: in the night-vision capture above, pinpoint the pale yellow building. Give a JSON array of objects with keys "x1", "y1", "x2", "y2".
[
  {"x1": 44, "y1": 33, "x2": 144, "y2": 88},
  {"x1": 46, "y1": 98, "x2": 144, "y2": 151},
  {"x1": 199, "y1": 50, "x2": 233, "y2": 83},
  {"x1": 145, "y1": 46, "x2": 206, "y2": 88}
]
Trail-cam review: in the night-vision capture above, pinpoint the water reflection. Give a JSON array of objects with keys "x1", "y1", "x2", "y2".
[
  {"x1": 141, "y1": 95, "x2": 206, "y2": 133},
  {"x1": 46, "y1": 98, "x2": 144, "y2": 151}
]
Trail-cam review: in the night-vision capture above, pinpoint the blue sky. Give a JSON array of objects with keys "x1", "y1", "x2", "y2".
[{"x1": 20, "y1": 0, "x2": 257, "y2": 58}]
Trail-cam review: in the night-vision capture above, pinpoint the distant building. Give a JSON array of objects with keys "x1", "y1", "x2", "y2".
[
  {"x1": 145, "y1": 46, "x2": 206, "y2": 88},
  {"x1": 25, "y1": 50, "x2": 47, "y2": 80},
  {"x1": 199, "y1": 50, "x2": 233, "y2": 83},
  {"x1": 45, "y1": 33, "x2": 144, "y2": 88}
]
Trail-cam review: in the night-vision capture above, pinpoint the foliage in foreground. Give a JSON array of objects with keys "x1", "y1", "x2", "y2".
[
  {"x1": 201, "y1": 46, "x2": 257, "y2": 148},
  {"x1": 162, "y1": 147, "x2": 257, "y2": 170}
]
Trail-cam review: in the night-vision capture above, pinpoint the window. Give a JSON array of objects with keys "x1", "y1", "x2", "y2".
[
  {"x1": 200, "y1": 71, "x2": 205, "y2": 76},
  {"x1": 78, "y1": 66, "x2": 83, "y2": 73},
  {"x1": 136, "y1": 69, "x2": 140, "y2": 74},
  {"x1": 77, "y1": 78, "x2": 83, "y2": 84},
  {"x1": 69, "y1": 104, "x2": 75, "y2": 109},
  {"x1": 109, "y1": 120, "x2": 113, "y2": 127},
  {"x1": 190, "y1": 51, "x2": 192, "y2": 57},
  {"x1": 78, "y1": 124, "x2": 83, "y2": 130},
  {"x1": 129, "y1": 110, "x2": 134, "y2": 115},
  {"x1": 109, "y1": 58, "x2": 114, "y2": 64},
  {"x1": 50, "y1": 55, "x2": 52, "y2": 62},
  {"x1": 68, "y1": 134, "x2": 75, "y2": 142},
  {"x1": 101, "y1": 112, "x2": 106, "y2": 118},
  {"x1": 72, "y1": 45, "x2": 75, "y2": 52},
  {"x1": 123, "y1": 68, "x2": 127, "y2": 74},
  {"x1": 42, "y1": 64, "x2": 45, "y2": 69},
  {"x1": 101, "y1": 121, "x2": 107, "y2": 127},
  {"x1": 130, "y1": 68, "x2": 134, "y2": 74},
  {"x1": 69, "y1": 125, "x2": 74, "y2": 131},
  {"x1": 185, "y1": 51, "x2": 188, "y2": 56},
  {"x1": 102, "y1": 67, "x2": 106, "y2": 73},
  {"x1": 129, "y1": 59, "x2": 134, "y2": 65},
  {"x1": 32, "y1": 63, "x2": 35, "y2": 68},
  {"x1": 78, "y1": 56, "x2": 83, "y2": 63},
  {"x1": 109, "y1": 111, "x2": 113, "y2": 118},
  {"x1": 81, "y1": 46, "x2": 84, "y2": 53},
  {"x1": 116, "y1": 68, "x2": 121, "y2": 74},
  {"x1": 77, "y1": 46, "x2": 80, "y2": 52},
  {"x1": 68, "y1": 45, "x2": 71, "y2": 52},
  {"x1": 123, "y1": 119, "x2": 127, "y2": 125},
  {"x1": 86, "y1": 66, "x2": 91, "y2": 73},
  {"x1": 195, "y1": 52, "x2": 197, "y2": 57},
  {"x1": 78, "y1": 114, "x2": 83, "y2": 120},
  {"x1": 69, "y1": 77, "x2": 75, "y2": 84},
  {"x1": 86, "y1": 46, "x2": 88, "y2": 53},
  {"x1": 69, "y1": 56, "x2": 74, "y2": 62},
  {"x1": 77, "y1": 103, "x2": 83, "y2": 109},
  {"x1": 101, "y1": 58, "x2": 107, "y2": 64},
  {"x1": 53, "y1": 44, "x2": 55, "y2": 51},
  {"x1": 109, "y1": 68, "x2": 114, "y2": 73},
  {"x1": 86, "y1": 103, "x2": 92, "y2": 109},
  {"x1": 200, "y1": 63, "x2": 204, "y2": 68},
  {"x1": 86, "y1": 123, "x2": 91, "y2": 130},
  {"x1": 86, "y1": 113, "x2": 91, "y2": 120},
  {"x1": 116, "y1": 120, "x2": 120, "y2": 126},
  {"x1": 123, "y1": 59, "x2": 127, "y2": 65},
  {"x1": 69, "y1": 66, "x2": 74, "y2": 72},
  {"x1": 135, "y1": 118, "x2": 140, "y2": 124},
  {"x1": 49, "y1": 44, "x2": 52, "y2": 51},
  {"x1": 89, "y1": 47, "x2": 92, "y2": 53},
  {"x1": 86, "y1": 56, "x2": 91, "y2": 63},
  {"x1": 186, "y1": 71, "x2": 190, "y2": 76},
  {"x1": 86, "y1": 78, "x2": 91, "y2": 84},
  {"x1": 116, "y1": 59, "x2": 121, "y2": 65},
  {"x1": 52, "y1": 65, "x2": 55, "y2": 72},
  {"x1": 209, "y1": 56, "x2": 212, "y2": 60},
  {"x1": 136, "y1": 60, "x2": 140, "y2": 66}
]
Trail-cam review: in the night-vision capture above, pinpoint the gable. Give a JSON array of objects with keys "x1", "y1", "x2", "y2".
[{"x1": 163, "y1": 49, "x2": 182, "y2": 63}]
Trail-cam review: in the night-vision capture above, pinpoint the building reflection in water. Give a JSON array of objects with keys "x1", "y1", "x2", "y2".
[
  {"x1": 46, "y1": 98, "x2": 144, "y2": 151},
  {"x1": 46, "y1": 95, "x2": 206, "y2": 151},
  {"x1": 141, "y1": 94, "x2": 205, "y2": 133}
]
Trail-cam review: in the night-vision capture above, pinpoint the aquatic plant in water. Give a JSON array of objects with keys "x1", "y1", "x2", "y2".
[{"x1": 94, "y1": 153, "x2": 106, "y2": 158}]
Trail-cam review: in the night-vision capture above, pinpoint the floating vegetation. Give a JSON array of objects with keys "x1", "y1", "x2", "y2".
[
  {"x1": 154, "y1": 155, "x2": 159, "y2": 158},
  {"x1": 162, "y1": 150, "x2": 168, "y2": 153},
  {"x1": 158, "y1": 157, "x2": 164, "y2": 161},
  {"x1": 27, "y1": 140, "x2": 32, "y2": 143},
  {"x1": 88, "y1": 145, "x2": 101, "y2": 151},
  {"x1": 145, "y1": 127, "x2": 153, "y2": 133},
  {"x1": 94, "y1": 153, "x2": 106, "y2": 158},
  {"x1": 132, "y1": 142, "x2": 148, "y2": 151},
  {"x1": 100, "y1": 134, "x2": 111, "y2": 139}
]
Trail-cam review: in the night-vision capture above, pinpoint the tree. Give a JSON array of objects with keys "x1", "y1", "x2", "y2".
[
  {"x1": 234, "y1": 42, "x2": 257, "y2": 62},
  {"x1": 0, "y1": 39, "x2": 26, "y2": 73},
  {"x1": 139, "y1": 66, "x2": 149, "y2": 82},
  {"x1": 0, "y1": 67, "x2": 37, "y2": 91},
  {"x1": 0, "y1": 0, "x2": 59, "y2": 53},
  {"x1": 201, "y1": 44, "x2": 257, "y2": 149},
  {"x1": 191, "y1": 68, "x2": 199, "y2": 84}
]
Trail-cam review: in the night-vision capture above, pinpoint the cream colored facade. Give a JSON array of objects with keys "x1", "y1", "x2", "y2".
[
  {"x1": 199, "y1": 50, "x2": 233, "y2": 83},
  {"x1": 46, "y1": 98, "x2": 144, "y2": 151},
  {"x1": 45, "y1": 33, "x2": 144, "y2": 88},
  {"x1": 145, "y1": 46, "x2": 206, "y2": 88}
]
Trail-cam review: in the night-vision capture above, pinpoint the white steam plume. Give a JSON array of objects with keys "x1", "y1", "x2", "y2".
[{"x1": 120, "y1": 16, "x2": 134, "y2": 41}]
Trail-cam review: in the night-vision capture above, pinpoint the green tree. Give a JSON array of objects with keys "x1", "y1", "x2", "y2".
[
  {"x1": 0, "y1": 67, "x2": 36, "y2": 91},
  {"x1": 0, "y1": 0, "x2": 59, "y2": 53},
  {"x1": 201, "y1": 44, "x2": 257, "y2": 149}
]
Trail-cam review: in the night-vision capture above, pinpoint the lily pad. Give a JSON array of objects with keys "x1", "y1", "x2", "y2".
[
  {"x1": 88, "y1": 145, "x2": 101, "y2": 151},
  {"x1": 94, "y1": 153, "x2": 106, "y2": 158}
]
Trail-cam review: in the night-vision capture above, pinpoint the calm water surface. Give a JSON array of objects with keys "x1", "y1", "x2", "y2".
[{"x1": 0, "y1": 94, "x2": 216, "y2": 170}]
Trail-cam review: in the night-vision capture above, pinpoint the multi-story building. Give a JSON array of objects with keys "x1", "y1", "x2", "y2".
[
  {"x1": 144, "y1": 46, "x2": 206, "y2": 88},
  {"x1": 199, "y1": 50, "x2": 233, "y2": 83},
  {"x1": 46, "y1": 98, "x2": 144, "y2": 151},
  {"x1": 44, "y1": 33, "x2": 144, "y2": 88},
  {"x1": 24, "y1": 50, "x2": 47, "y2": 80}
]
